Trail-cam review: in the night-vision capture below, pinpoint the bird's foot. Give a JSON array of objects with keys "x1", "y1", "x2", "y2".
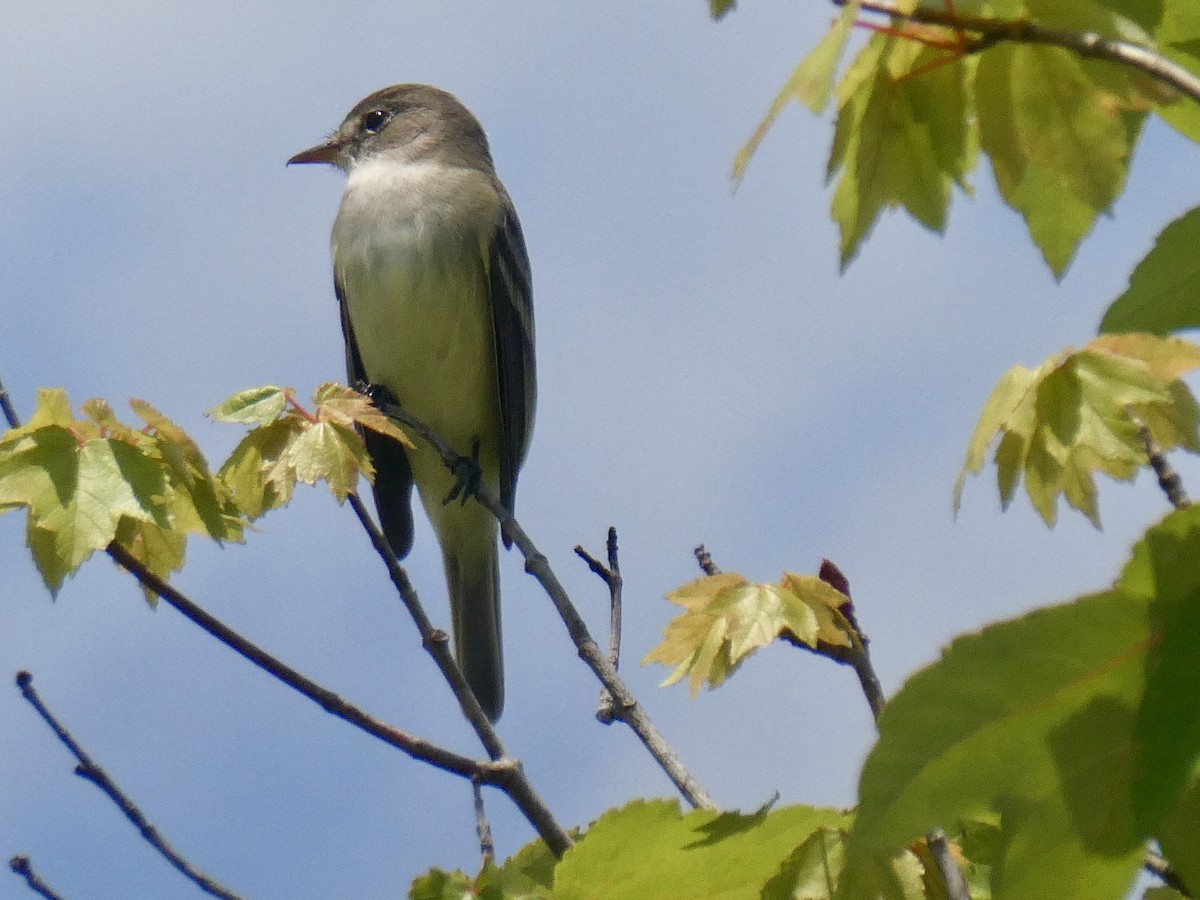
[
  {"x1": 358, "y1": 380, "x2": 397, "y2": 415},
  {"x1": 444, "y1": 439, "x2": 482, "y2": 506}
]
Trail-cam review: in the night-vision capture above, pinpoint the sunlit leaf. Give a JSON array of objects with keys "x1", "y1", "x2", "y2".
[
  {"x1": 208, "y1": 386, "x2": 290, "y2": 426},
  {"x1": 955, "y1": 335, "x2": 1200, "y2": 526},
  {"x1": 829, "y1": 35, "x2": 974, "y2": 269},
  {"x1": 554, "y1": 799, "x2": 849, "y2": 900},
  {"x1": 1099, "y1": 207, "x2": 1200, "y2": 335}
]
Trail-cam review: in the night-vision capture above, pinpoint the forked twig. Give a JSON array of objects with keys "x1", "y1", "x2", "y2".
[{"x1": 16, "y1": 672, "x2": 243, "y2": 899}]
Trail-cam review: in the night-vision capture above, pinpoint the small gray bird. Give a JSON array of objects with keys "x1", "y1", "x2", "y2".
[{"x1": 289, "y1": 85, "x2": 536, "y2": 721}]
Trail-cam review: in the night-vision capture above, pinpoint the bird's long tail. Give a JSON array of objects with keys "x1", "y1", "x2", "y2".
[{"x1": 441, "y1": 505, "x2": 504, "y2": 721}]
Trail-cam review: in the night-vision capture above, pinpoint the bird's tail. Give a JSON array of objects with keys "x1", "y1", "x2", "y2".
[{"x1": 441, "y1": 505, "x2": 504, "y2": 721}]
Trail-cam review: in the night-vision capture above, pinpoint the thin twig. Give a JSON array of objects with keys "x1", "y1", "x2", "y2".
[
  {"x1": 693, "y1": 544, "x2": 719, "y2": 576},
  {"x1": 9, "y1": 856, "x2": 65, "y2": 900},
  {"x1": 1146, "y1": 848, "x2": 1193, "y2": 897},
  {"x1": 574, "y1": 527, "x2": 623, "y2": 722},
  {"x1": 1, "y1": 383, "x2": 571, "y2": 858},
  {"x1": 1136, "y1": 418, "x2": 1190, "y2": 510},
  {"x1": 347, "y1": 494, "x2": 506, "y2": 760},
  {"x1": 0, "y1": 376, "x2": 18, "y2": 430},
  {"x1": 925, "y1": 829, "x2": 971, "y2": 900},
  {"x1": 840, "y1": 0, "x2": 1200, "y2": 105},
  {"x1": 102, "y1": 542, "x2": 571, "y2": 855},
  {"x1": 818, "y1": 559, "x2": 886, "y2": 723},
  {"x1": 472, "y1": 777, "x2": 495, "y2": 864},
  {"x1": 377, "y1": 397, "x2": 716, "y2": 811},
  {"x1": 16, "y1": 673, "x2": 243, "y2": 900}
]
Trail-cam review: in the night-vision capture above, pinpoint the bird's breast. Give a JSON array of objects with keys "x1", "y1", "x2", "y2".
[{"x1": 331, "y1": 160, "x2": 504, "y2": 457}]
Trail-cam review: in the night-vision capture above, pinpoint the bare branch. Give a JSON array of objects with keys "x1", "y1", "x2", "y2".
[
  {"x1": 0, "y1": 375, "x2": 18, "y2": 430},
  {"x1": 1146, "y1": 848, "x2": 1193, "y2": 897},
  {"x1": 925, "y1": 829, "x2": 971, "y2": 900},
  {"x1": 841, "y1": 0, "x2": 1200, "y2": 105},
  {"x1": 377, "y1": 397, "x2": 717, "y2": 810},
  {"x1": 1136, "y1": 418, "x2": 1190, "y2": 510},
  {"x1": 16, "y1": 672, "x2": 243, "y2": 900},
  {"x1": 348, "y1": 494, "x2": 506, "y2": 759},
  {"x1": 575, "y1": 527, "x2": 623, "y2": 722},
  {"x1": 472, "y1": 777, "x2": 495, "y2": 865},
  {"x1": 9, "y1": 856, "x2": 65, "y2": 900},
  {"x1": 818, "y1": 559, "x2": 886, "y2": 723}
]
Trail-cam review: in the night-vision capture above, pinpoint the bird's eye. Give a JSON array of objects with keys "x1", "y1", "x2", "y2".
[{"x1": 362, "y1": 109, "x2": 390, "y2": 133}]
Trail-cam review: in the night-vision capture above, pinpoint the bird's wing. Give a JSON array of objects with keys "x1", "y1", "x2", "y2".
[
  {"x1": 488, "y1": 192, "x2": 536, "y2": 533},
  {"x1": 336, "y1": 272, "x2": 416, "y2": 558}
]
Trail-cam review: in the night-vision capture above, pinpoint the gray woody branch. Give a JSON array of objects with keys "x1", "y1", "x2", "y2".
[{"x1": 375, "y1": 396, "x2": 717, "y2": 811}]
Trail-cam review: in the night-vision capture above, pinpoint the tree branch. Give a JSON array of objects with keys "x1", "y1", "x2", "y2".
[
  {"x1": 1146, "y1": 848, "x2": 1193, "y2": 897},
  {"x1": 1135, "y1": 417, "x2": 1190, "y2": 510},
  {"x1": 0, "y1": 375, "x2": 19, "y2": 430},
  {"x1": 347, "y1": 494, "x2": 506, "y2": 759},
  {"x1": 101, "y1": 541, "x2": 571, "y2": 854},
  {"x1": 471, "y1": 777, "x2": 495, "y2": 864},
  {"x1": 574, "y1": 527, "x2": 623, "y2": 722},
  {"x1": 841, "y1": 0, "x2": 1200, "y2": 105},
  {"x1": 16, "y1": 672, "x2": 243, "y2": 899},
  {"x1": 376, "y1": 397, "x2": 717, "y2": 811},
  {"x1": 9, "y1": 856, "x2": 65, "y2": 900}
]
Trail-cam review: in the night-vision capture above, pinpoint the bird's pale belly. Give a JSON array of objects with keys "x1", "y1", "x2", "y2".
[{"x1": 339, "y1": 244, "x2": 503, "y2": 506}]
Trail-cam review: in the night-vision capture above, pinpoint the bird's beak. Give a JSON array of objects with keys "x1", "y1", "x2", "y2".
[{"x1": 287, "y1": 139, "x2": 341, "y2": 166}]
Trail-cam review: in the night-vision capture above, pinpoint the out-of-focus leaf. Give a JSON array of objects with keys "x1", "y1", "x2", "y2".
[
  {"x1": 554, "y1": 799, "x2": 849, "y2": 900},
  {"x1": 839, "y1": 588, "x2": 1150, "y2": 899},
  {"x1": 976, "y1": 43, "x2": 1146, "y2": 276},
  {"x1": 830, "y1": 35, "x2": 975, "y2": 269},
  {"x1": 1099, "y1": 207, "x2": 1200, "y2": 335},
  {"x1": 955, "y1": 334, "x2": 1200, "y2": 526}
]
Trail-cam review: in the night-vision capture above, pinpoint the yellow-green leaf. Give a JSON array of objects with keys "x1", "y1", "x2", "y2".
[
  {"x1": 956, "y1": 335, "x2": 1200, "y2": 526},
  {"x1": 208, "y1": 386, "x2": 290, "y2": 426}
]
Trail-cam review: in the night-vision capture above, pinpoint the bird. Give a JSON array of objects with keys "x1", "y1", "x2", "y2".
[{"x1": 288, "y1": 84, "x2": 536, "y2": 721}]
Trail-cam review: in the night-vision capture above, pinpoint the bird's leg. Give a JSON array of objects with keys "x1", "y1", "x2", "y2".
[{"x1": 443, "y1": 438, "x2": 482, "y2": 506}]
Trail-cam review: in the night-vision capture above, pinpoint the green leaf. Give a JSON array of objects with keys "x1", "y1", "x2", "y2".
[
  {"x1": 1119, "y1": 506, "x2": 1200, "y2": 831},
  {"x1": 218, "y1": 419, "x2": 298, "y2": 519},
  {"x1": 286, "y1": 421, "x2": 368, "y2": 501},
  {"x1": 976, "y1": 44, "x2": 1144, "y2": 276},
  {"x1": 643, "y1": 572, "x2": 852, "y2": 697},
  {"x1": 1155, "y1": 3, "x2": 1200, "y2": 142},
  {"x1": 709, "y1": 0, "x2": 736, "y2": 20},
  {"x1": 953, "y1": 365, "x2": 1038, "y2": 513},
  {"x1": 829, "y1": 36, "x2": 974, "y2": 269},
  {"x1": 39, "y1": 439, "x2": 169, "y2": 570},
  {"x1": 733, "y1": 2, "x2": 861, "y2": 181},
  {"x1": 1156, "y1": 777, "x2": 1200, "y2": 892},
  {"x1": 840, "y1": 590, "x2": 1149, "y2": 899},
  {"x1": 955, "y1": 335, "x2": 1200, "y2": 526},
  {"x1": 1099, "y1": 207, "x2": 1200, "y2": 335},
  {"x1": 208, "y1": 386, "x2": 290, "y2": 426},
  {"x1": 408, "y1": 868, "x2": 474, "y2": 900},
  {"x1": 761, "y1": 827, "x2": 848, "y2": 899},
  {"x1": 554, "y1": 799, "x2": 849, "y2": 900},
  {"x1": 114, "y1": 517, "x2": 187, "y2": 605}
]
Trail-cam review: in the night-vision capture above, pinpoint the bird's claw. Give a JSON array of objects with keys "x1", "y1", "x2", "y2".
[{"x1": 444, "y1": 439, "x2": 482, "y2": 506}]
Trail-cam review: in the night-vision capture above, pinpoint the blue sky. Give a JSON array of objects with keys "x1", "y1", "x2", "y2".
[{"x1": 2, "y1": 2, "x2": 1198, "y2": 897}]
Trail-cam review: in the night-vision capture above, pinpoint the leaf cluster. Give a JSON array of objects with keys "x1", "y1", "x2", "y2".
[
  {"x1": 736, "y1": 0, "x2": 1200, "y2": 275},
  {"x1": 954, "y1": 333, "x2": 1200, "y2": 525},
  {"x1": 0, "y1": 383, "x2": 409, "y2": 598}
]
